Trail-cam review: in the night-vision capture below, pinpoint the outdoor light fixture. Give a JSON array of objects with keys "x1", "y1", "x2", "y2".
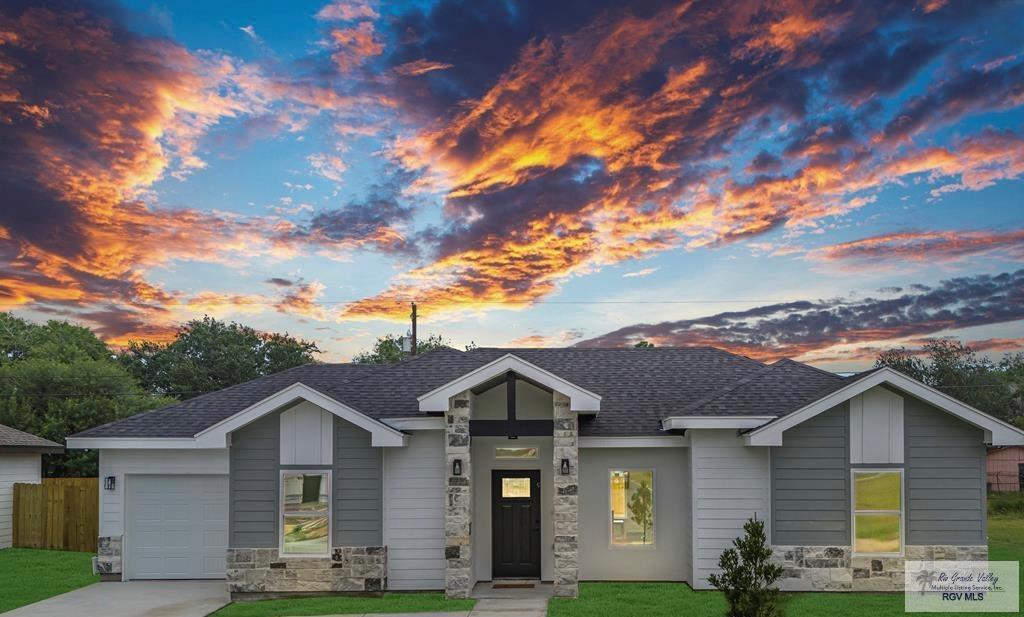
[
  {"x1": 103, "y1": 476, "x2": 116, "y2": 491},
  {"x1": 560, "y1": 458, "x2": 571, "y2": 475},
  {"x1": 452, "y1": 459, "x2": 463, "y2": 476}
]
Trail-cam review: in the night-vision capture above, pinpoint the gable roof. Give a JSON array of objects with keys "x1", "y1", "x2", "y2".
[
  {"x1": 0, "y1": 423, "x2": 63, "y2": 452},
  {"x1": 745, "y1": 366, "x2": 1024, "y2": 447}
]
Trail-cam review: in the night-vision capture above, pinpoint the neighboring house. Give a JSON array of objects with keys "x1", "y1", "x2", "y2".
[
  {"x1": 987, "y1": 446, "x2": 1024, "y2": 491},
  {"x1": 66, "y1": 347, "x2": 1024, "y2": 598},
  {"x1": 0, "y1": 424, "x2": 64, "y2": 549}
]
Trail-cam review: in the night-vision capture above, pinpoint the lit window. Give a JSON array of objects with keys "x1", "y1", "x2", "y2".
[
  {"x1": 852, "y1": 470, "x2": 902, "y2": 554},
  {"x1": 281, "y1": 472, "x2": 330, "y2": 555},
  {"x1": 610, "y1": 470, "x2": 654, "y2": 546},
  {"x1": 501, "y1": 477, "x2": 532, "y2": 498},
  {"x1": 495, "y1": 447, "x2": 538, "y2": 459}
]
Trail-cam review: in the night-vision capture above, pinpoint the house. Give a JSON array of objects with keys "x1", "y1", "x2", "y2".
[
  {"x1": 66, "y1": 347, "x2": 1024, "y2": 598},
  {"x1": 0, "y1": 424, "x2": 64, "y2": 548},
  {"x1": 987, "y1": 446, "x2": 1024, "y2": 492}
]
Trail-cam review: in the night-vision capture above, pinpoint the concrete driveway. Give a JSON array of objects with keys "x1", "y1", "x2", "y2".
[{"x1": 6, "y1": 581, "x2": 229, "y2": 617}]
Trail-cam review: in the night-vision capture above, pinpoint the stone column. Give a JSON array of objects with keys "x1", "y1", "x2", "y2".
[
  {"x1": 445, "y1": 391, "x2": 473, "y2": 598},
  {"x1": 552, "y1": 392, "x2": 579, "y2": 598}
]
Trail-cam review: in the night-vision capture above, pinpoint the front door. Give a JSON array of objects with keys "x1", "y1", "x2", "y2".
[{"x1": 492, "y1": 469, "x2": 541, "y2": 578}]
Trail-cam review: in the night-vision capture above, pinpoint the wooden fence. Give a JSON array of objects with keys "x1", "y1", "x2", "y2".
[{"x1": 13, "y1": 478, "x2": 98, "y2": 552}]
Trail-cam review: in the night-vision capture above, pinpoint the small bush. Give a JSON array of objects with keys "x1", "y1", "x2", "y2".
[
  {"x1": 988, "y1": 491, "x2": 1024, "y2": 516},
  {"x1": 708, "y1": 517, "x2": 784, "y2": 617}
]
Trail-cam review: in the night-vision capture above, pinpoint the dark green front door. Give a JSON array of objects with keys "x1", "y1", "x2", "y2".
[{"x1": 492, "y1": 469, "x2": 541, "y2": 578}]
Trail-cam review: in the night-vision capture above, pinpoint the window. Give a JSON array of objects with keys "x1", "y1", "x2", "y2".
[
  {"x1": 852, "y1": 470, "x2": 902, "y2": 554},
  {"x1": 501, "y1": 477, "x2": 532, "y2": 498},
  {"x1": 495, "y1": 446, "x2": 538, "y2": 459},
  {"x1": 610, "y1": 470, "x2": 654, "y2": 547},
  {"x1": 281, "y1": 472, "x2": 330, "y2": 555}
]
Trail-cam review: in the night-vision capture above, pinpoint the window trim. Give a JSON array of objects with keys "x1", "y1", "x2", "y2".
[
  {"x1": 279, "y1": 469, "x2": 332, "y2": 558},
  {"x1": 608, "y1": 467, "x2": 656, "y2": 550},
  {"x1": 850, "y1": 468, "x2": 904, "y2": 557}
]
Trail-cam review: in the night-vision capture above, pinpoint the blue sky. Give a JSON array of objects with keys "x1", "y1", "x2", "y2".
[{"x1": 2, "y1": 0, "x2": 1023, "y2": 369}]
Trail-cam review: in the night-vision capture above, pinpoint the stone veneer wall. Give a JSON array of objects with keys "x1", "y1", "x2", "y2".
[
  {"x1": 552, "y1": 392, "x2": 579, "y2": 598},
  {"x1": 96, "y1": 535, "x2": 122, "y2": 578},
  {"x1": 226, "y1": 547, "x2": 386, "y2": 597},
  {"x1": 772, "y1": 545, "x2": 989, "y2": 592},
  {"x1": 444, "y1": 391, "x2": 473, "y2": 599}
]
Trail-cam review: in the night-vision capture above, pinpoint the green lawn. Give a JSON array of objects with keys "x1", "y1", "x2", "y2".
[
  {"x1": 210, "y1": 593, "x2": 475, "y2": 617},
  {"x1": 550, "y1": 517, "x2": 1024, "y2": 617},
  {"x1": 0, "y1": 548, "x2": 99, "y2": 613}
]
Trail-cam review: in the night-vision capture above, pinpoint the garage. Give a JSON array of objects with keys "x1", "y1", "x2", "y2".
[{"x1": 125, "y1": 475, "x2": 229, "y2": 580}]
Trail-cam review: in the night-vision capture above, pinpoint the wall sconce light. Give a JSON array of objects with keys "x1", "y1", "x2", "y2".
[
  {"x1": 452, "y1": 459, "x2": 463, "y2": 477},
  {"x1": 560, "y1": 458, "x2": 570, "y2": 475},
  {"x1": 103, "y1": 476, "x2": 116, "y2": 491}
]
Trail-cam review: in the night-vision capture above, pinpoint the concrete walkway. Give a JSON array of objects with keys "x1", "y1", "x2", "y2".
[
  {"x1": 5, "y1": 581, "x2": 229, "y2": 617},
  {"x1": 467, "y1": 581, "x2": 552, "y2": 617}
]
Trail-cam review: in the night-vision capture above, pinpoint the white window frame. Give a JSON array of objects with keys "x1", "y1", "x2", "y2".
[
  {"x1": 279, "y1": 469, "x2": 332, "y2": 558},
  {"x1": 851, "y1": 468, "x2": 904, "y2": 557},
  {"x1": 608, "y1": 467, "x2": 656, "y2": 550}
]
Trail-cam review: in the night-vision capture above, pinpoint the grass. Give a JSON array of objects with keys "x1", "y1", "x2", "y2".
[
  {"x1": 210, "y1": 593, "x2": 475, "y2": 617},
  {"x1": 0, "y1": 548, "x2": 99, "y2": 613},
  {"x1": 550, "y1": 517, "x2": 1024, "y2": 617},
  {"x1": 989, "y1": 491, "x2": 1024, "y2": 516}
]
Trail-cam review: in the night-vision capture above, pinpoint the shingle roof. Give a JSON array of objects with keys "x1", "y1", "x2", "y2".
[
  {"x1": 72, "y1": 346, "x2": 859, "y2": 439},
  {"x1": 0, "y1": 424, "x2": 63, "y2": 451}
]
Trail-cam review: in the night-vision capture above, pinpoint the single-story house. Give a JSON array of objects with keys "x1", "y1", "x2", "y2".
[
  {"x1": 0, "y1": 424, "x2": 64, "y2": 548},
  {"x1": 987, "y1": 446, "x2": 1024, "y2": 492},
  {"x1": 66, "y1": 347, "x2": 1024, "y2": 598}
]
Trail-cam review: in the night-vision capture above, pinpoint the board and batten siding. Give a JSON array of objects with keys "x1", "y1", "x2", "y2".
[
  {"x1": 691, "y1": 429, "x2": 770, "y2": 590},
  {"x1": 0, "y1": 452, "x2": 41, "y2": 548},
  {"x1": 383, "y1": 430, "x2": 445, "y2": 590},
  {"x1": 228, "y1": 407, "x2": 383, "y2": 549},
  {"x1": 770, "y1": 404, "x2": 850, "y2": 546},
  {"x1": 905, "y1": 397, "x2": 986, "y2": 545}
]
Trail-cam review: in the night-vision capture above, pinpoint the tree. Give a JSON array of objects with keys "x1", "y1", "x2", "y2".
[
  {"x1": 628, "y1": 478, "x2": 653, "y2": 544},
  {"x1": 352, "y1": 333, "x2": 453, "y2": 364},
  {"x1": 876, "y1": 339, "x2": 1024, "y2": 428},
  {"x1": 0, "y1": 314, "x2": 173, "y2": 476},
  {"x1": 633, "y1": 340, "x2": 655, "y2": 348},
  {"x1": 708, "y1": 517, "x2": 784, "y2": 617},
  {"x1": 119, "y1": 316, "x2": 319, "y2": 398}
]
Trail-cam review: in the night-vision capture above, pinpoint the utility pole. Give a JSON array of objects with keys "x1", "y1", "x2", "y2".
[{"x1": 410, "y1": 302, "x2": 418, "y2": 356}]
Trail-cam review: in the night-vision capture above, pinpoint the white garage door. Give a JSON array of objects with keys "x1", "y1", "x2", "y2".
[{"x1": 126, "y1": 475, "x2": 229, "y2": 580}]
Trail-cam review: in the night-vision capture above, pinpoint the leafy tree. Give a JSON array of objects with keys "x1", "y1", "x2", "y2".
[
  {"x1": 0, "y1": 314, "x2": 172, "y2": 476},
  {"x1": 708, "y1": 517, "x2": 784, "y2": 617},
  {"x1": 352, "y1": 333, "x2": 453, "y2": 364},
  {"x1": 628, "y1": 479, "x2": 653, "y2": 544},
  {"x1": 633, "y1": 340, "x2": 655, "y2": 348},
  {"x1": 876, "y1": 339, "x2": 1024, "y2": 428},
  {"x1": 119, "y1": 316, "x2": 319, "y2": 398}
]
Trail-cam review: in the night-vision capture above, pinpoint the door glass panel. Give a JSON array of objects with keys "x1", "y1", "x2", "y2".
[
  {"x1": 495, "y1": 447, "x2": 538, "y2": 459},
  {"x1": 501, "y1": 477, "x2": 532, "y2": 498}
]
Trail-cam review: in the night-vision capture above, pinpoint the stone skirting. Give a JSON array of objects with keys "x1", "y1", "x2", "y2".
[
  {"x1": 226, "y1": 547, "x2": 387, "y2": 597},
  {"x1": 772, "y1": 545, "x2": 988, "y2": 592},
  {"x1": 552, "y1": 392, "x2": 579, "y2": 598},
  {"x1": 96, "y1": 535, "x2": 122, "y2": 578},
  {"x1": 444, "y1": 391, "x2": 473, "y2": 599}
]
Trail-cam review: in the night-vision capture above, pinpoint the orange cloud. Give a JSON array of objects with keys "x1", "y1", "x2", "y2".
[
  {"x1": 813, "y1": 229, "x2": 1024, "y2": 264},
  {"x1": 393, "y1": 59, "x2": 454, "y2": 76},
  {"x1": 329, "y1": 22, "x2": 383, "y2": 73}
]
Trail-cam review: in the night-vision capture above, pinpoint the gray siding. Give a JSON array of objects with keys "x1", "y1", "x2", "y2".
[
  {"x1": 230, "y1": 413, "x2": 279, "y2": 548},
  {"x1": 905, "y1": 397, "x2": 986, "y2": 545},
  {"x1": 229, "y1": 408, "x2": 383, "y2": 549},
  {"x1": 771, "y1": 404, "x2": 850, "y2": 546},
  {"x1": 333, "y1": 418, "x2": 383, "y2": 546}
]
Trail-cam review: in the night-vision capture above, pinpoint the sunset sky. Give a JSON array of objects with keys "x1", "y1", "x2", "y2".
[{"x1": 2, "y1": 0, "x2": 1023, "y2": 369}]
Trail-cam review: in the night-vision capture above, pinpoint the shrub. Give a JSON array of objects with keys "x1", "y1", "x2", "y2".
[
  {"x1": 708, "y1": 517, "x2": 784, "y2": 617},
  {"x1": 988, "y1": 491, "x2": 1024, "y2": 516}
]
